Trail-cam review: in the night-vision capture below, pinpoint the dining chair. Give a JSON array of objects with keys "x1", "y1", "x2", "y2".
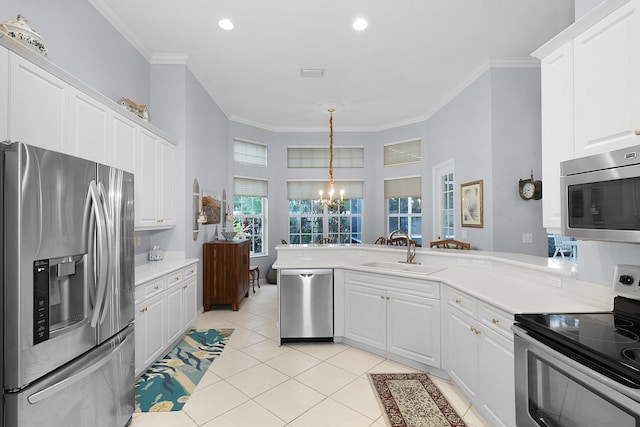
[{"x1": 429, "y1": 238, "x2": 471, "y2": 250}]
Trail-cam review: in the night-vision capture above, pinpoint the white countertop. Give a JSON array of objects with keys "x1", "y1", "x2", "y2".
[
  {"x1": 274, "y1": 244, "x2": 614, "y2": 315},
  {"x1": 135, "y1": 256, "x2": 199, "y2": 286}
]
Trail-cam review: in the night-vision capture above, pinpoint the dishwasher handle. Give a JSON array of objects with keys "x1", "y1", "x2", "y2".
[{"x1": 280, "y1": 268, "x2": 333, "y2": 277}]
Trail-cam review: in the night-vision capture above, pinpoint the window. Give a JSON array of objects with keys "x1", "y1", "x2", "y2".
[
  {"x1": 287, "y1": 146, "x2": 364, "y2": 168},
  {"x1": 433, "y1": 160, "x2": 455, "y2": 240},
  {"x1": 233, "y1": 177, "x2": 267, "y2": 256},
  {"x1": 287, "y1": 181, "x2": 364, "y2": 244},
  {"x1": 234, "y1": 138, "x2": 267, "y2": 167},
  {"x1": 440, "y1": 172, "x2": 455, "y2": 239},
  {"x1": 384, "y1": 139, "x2": 421, "y2": 167},
  {"x1": 385, "y1": 177, "x2": 422, "y2": 245}
]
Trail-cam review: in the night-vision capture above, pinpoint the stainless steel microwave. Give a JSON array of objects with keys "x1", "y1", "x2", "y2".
[{"x1": 561, "y1": 145, "x2": 640, "y2": 243}]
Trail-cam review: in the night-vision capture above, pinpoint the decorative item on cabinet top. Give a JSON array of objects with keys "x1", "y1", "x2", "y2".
[
  {"x1": 0, "y1": 14, "x2": 47, "y2": 55},
  {"x1": 118, "y1": 97, "x2": 150, "y2": 121}
]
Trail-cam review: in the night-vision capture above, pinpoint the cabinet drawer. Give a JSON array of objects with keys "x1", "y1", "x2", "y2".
[
  {"x1": 479, "y1": 303, "x2": 513, "y2": 340},
  {"x1": 183, "y1": 264, "x2": 197, "y2": 280},
  {"x1": 135, "y1": 278, "x2": 165, "y2": 304},
  {"x1": 345, "y1": 270, "x2": 440, "y2": 299},
  {"x1": 166, "y1": 270, "x2": 183, "y2": 288},
  {"x1": 445, "y1": 287, "x2": 476, "y2": 317}
]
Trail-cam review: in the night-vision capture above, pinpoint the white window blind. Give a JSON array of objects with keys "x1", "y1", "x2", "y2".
[
  {"x1": 234, "y1": 139, "x2": 267, "y2": 167},
  {"x1": 287, "y1": 180, "x2": 364, "y2": 200},
  {"x1": 287, "y1": 147, "x2": 364, "y2": 168},
  {"x1": 234, "y1": 177, "x2": 268, "y2": 197},
  {"x1": 384, "y1": 177, "x2": 421, "y2": 198},
  {"x1": 384, "y1": 139, "x2": 422, "y2": 167}
]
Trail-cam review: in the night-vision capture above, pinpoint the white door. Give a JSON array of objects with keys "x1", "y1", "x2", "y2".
[
  {"x1": 110, "y1": 113, "x2": 137, "y2": 173},
  {"x1": 540, "y1": 41, "x2": 574, "y2": 231},
  {"x1": 165, "y1": 283, "x2": 183, "y2": 345},
  {"x1": 344, "y1": 283, "x2": 386, "y2": 350},
  {"x1": 386, "y1": 290, "x2": 440, "y2": 367},
  {"x1": 432, "y1": 160, "x2": 455, "y2": 240},
  {"x1": 135, "y1": 129, "x2": 160, "y2": 228},
  {"x1": 182, "y1": 277, "x2": 198, "y2": 330},
  {"x1": 443, "y1": 306, "x2": 478, "y2": 399},
  {"x1": 68, "y1": 87, "x2": 110, "y2": 163},
  {"x1": 479, "y1": 327, "x2": 515, "y2": 427},
  {"x1": 573, "y1": 0, "x2": 640, "y2": 157},
  {"x1": 9, "y1": 54, "x2": 68, "y2": 152},
  {"x1": 158, "y1": 139, "x2": 176, "y2": 226}
]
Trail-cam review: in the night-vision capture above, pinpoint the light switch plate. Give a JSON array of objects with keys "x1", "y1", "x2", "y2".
[{"x1": 612, "y1": 264, "x2": 640, "y2": 297}]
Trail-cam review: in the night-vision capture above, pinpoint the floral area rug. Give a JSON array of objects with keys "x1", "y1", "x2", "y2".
[
  {"x1": 135, "y1": 328, "x2": 233, "y2": 412},
  {"x1": 369, "y1": 373, "x2": 466, "y2": 427}
]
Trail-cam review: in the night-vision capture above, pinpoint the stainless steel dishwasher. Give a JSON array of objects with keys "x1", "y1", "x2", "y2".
[{"x1": 280, "y1": 269, "x2": 333, "y2": 343}]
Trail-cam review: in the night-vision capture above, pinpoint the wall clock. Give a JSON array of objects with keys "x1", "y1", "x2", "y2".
[{"x1": 519, "y1": 170, "x2": 542, "y2": 200}]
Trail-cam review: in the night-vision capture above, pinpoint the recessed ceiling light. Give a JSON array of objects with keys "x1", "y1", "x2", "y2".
[
  {"x1": 218, "y1": 19, "x2": 234, "y2": 30},
  {"x1": 352, "y1": 18, "x2": 368, "y2": 31}
]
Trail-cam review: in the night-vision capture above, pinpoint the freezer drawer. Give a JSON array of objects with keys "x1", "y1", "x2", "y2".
[
  {"x1": 280, "y1": 269, "x2": 333, "y2": 342},
  {"x1": 5, "y1": 324, "x2": 135, "y2": 427}
]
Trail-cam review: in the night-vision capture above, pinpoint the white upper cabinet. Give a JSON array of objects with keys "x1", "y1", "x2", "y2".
[
  {"x1": 109, "y1": 114, "x2": 137, "y2": 173},
  {"x1": 67, "y1": 87, "x2": 110, "y2": 163},
  {"x1": 535, "y1": 0, "x2": 640, "y2": 231},
  {"x1": 9, "y1": 54, "x2": 68, "y2": 152},
  {"x1": 0, "y1": 46, "x2": 8, "y2": 142},
  {"x1": 573, "y1": 0, "x2": 640, "y2": 157},
  {"x1": 540, "y1": 42, "x2": 574, "y2": 231},
  {"x1": 135, "y1": 128, "x2": 176, "y2": 230}
]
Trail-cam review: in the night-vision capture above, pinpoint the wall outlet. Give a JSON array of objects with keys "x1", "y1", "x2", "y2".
[
  {"x1": 359, "y1": 251, "x2": 368, "y2": 258},
  {"x1": 547, "y1": 275, "x2": 562, "y2": 288},
  {"x1": 522, "y1": 233, "x2": 533, "y2": 244},
  {"x1": 135, "y1": 236, "x2": 142, "y2": 247},
  {"x1": 295, "y1": 251, "x2": 304, "y2": 257},
  {"x1": 613, "y1": 264, "x2": 640, "y2": 297}
]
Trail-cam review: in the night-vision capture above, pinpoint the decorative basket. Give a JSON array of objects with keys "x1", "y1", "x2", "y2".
[{"x1": 0, "y1": 15, "x2": 47, "y2": 56}]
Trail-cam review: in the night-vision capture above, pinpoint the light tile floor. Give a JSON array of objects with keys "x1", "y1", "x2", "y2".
[{"x1": 131, "y1": 283, "x2": 492, "y2": 427}]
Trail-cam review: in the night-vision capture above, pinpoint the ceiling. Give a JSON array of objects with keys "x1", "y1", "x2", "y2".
[{"x1": 89, "y1": 0, "x2": 575, "y2": 132}]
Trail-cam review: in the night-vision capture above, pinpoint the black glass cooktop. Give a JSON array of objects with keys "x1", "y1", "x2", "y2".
[{"x1": 515, "y1": 296, "x2": 640, "y2": 388}]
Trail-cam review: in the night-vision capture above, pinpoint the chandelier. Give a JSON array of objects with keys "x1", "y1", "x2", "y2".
[{"x1": 319, "y1": 108, "x2": 344, "y2": 208}]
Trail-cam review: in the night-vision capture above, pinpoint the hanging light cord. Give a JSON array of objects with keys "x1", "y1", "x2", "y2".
[{"x1": 329, "y1": 108, "x2": 335, "y2": 190}]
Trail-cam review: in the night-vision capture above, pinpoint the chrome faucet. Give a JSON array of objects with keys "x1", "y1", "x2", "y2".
[{"x1": 387, "y1": 229, "x2": 418, "y2": 264}]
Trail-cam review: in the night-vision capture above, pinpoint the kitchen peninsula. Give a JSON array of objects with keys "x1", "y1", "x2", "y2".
[{"x1": 274, "y1": 244, "x2": 612, "y2": 427}]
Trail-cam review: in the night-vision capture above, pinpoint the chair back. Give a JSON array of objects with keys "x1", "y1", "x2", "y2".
[
  {"x1": 429, "y1": 238, "x2": 471, "y2": 250},
  {"x1": 386, "y1": 237, "x2": 417, "y2": 246},
  {"x1": 553, "y1": 235, "x2": 573, "y2": 251},
  {"x1": 318, "y1": 237, "x2": 336, "y2": 244},
  {"x1": 374, "y1": 236, "x2": 387, "y2": 245}
]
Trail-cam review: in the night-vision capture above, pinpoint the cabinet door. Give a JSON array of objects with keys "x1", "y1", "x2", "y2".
[
  {"x1": 479, "y1": 327, "x2": 515, "y2": 427},
  {"x1": 344, "y1": 283, "x2": 386, "y2": 350},
  {"x1": 135, "y1": 129, "x2": 160, "y2": 228},
  {"x1": 540, "y1": 41, "x2": 574, "y2": 231},
  {"x1": 67, "y1": 87, "x2": 109, "y2": 163},
  {"x1": 134, "y1": 293, "x2": 165, "y2": 376},
  {"x1": 182, "y1": 277, "x2": 198, "y2": 330},
  {"x1": 9, "y1": 54, "x2": 68, "y2": 152},
  {"x1": 165, "y1": 283, "x2": 183, "y2": 345},
  {"x1": 386, "y1": 291, "x2": 440, "y2": 367},
  {"x1": 573, "y1": 0, "x2": 640, "y2": 157},
  {"x1": 110, "y1": 113, "x2": 136, "y2": 173},
  {"x1": 0, "y1": 46, "x2": 8, "y2": 142},
  {"x1": 442, "y1": 306, "x2": 478, "y2": 399},
  {"x1": 158, "y1": 139, "x2": 175, "y2": 226}
]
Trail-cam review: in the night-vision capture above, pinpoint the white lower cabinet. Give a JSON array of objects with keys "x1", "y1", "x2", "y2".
[
  {"x1": 442, "y1": 286, "x2": 515, "y2": 427},
  {"x1": 135, "y1": 262, "x2": 198, "y2": 377},
  {"x1": 135, "y1": 281, "x2": 166, "y2": 378},
  {"x1": 344, "y1": 270, "x2": 441, "y2": 367}
]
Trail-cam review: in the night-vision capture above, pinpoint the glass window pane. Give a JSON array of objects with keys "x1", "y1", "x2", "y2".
[
  {"x1": 399, "y1": 198, "x2": 409, "y2": 214},
  {"x1": 411, "y1": 197, "x2": 422, "y2": 213},
  {"x1": 388, "y1": 198, "x2": 399, "y2": 214}
]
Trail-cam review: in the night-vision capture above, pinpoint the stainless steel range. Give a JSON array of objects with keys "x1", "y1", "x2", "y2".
[{"x1": 513, "y1": 265, "x2": 640, "y2": 427}]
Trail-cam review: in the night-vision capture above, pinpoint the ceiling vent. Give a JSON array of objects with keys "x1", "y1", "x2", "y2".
[{"x1": 300, "y1": 68, "x2": 325, "y2": 78}]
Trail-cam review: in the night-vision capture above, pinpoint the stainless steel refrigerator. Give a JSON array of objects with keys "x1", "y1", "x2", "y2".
[{"x1": 1, "y1": 142, "x2": 135, "y2": 426}]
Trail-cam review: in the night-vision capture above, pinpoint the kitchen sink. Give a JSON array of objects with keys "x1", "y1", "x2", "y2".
[{"x1": 359, "y1": 261, "x2": 445, "y2": 275}]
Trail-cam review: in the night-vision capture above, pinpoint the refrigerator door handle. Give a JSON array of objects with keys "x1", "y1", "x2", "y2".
[
  {"x1": 26, "y1": 325, "x2": 133, "y2": 404},
  {"x1": 87, "y1": 180, "x2": 111, "y2": 328}
]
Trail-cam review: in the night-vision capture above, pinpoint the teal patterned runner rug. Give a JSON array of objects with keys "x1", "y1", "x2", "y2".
[{"x1": 135, "y1": 328, "x2": 233, "y2": 412}]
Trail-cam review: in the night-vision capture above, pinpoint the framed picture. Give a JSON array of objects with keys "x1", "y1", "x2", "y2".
[
  {"x1": 201, "y1": 190, "x2": 221, "y2": 224},
  {"x1": 461, "y1": 180, "x2": 483, "y2": 228}
]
